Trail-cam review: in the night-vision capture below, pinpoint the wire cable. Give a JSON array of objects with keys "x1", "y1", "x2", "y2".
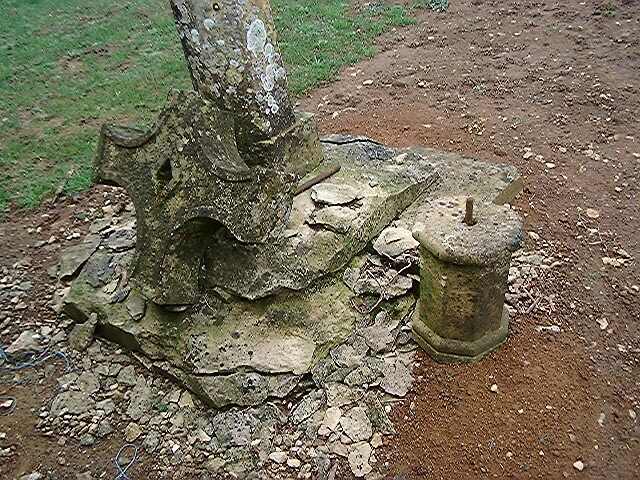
[{"x1": 114, "y1": 444, "x2": 138, "y2": 480}]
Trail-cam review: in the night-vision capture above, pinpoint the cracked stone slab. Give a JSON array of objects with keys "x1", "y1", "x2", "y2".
[
  {"x1": 203, "y1": 142, "x2": 440, "y2": 300},
  {"x1": 57, "y1": 235, "x2": 101, "y2": 279}
]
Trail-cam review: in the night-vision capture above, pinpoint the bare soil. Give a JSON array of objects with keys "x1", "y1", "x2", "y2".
[
  {"x1": 301, "y1": 0, "x2": 640, "y2": 478},
  {"x1": 1, "y1": 0, "x2": 639, "y2": 479}
]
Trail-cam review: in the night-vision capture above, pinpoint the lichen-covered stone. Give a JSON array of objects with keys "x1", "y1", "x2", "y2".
[
  {"x1": 95, "y1": 90, "x2": 321, "y2": 306},
  {"x1": 170, "y1": 0, "x2": 295, "y2": 145},
  {"x1": 412, "y1": 196, "x2": 524, "y2": 362}
]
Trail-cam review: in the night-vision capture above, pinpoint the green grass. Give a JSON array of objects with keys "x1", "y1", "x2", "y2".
[
  {"x1": 0, "y1": 0, "x2": 442, "y2": 215},
  {"x1": 412, "y1": 0, "x2": 449, "y2": 12}
]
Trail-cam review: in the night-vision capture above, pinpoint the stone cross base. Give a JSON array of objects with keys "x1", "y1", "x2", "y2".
[{"x1": 60, "y1": 137, "x2": 522, "y2": 408}]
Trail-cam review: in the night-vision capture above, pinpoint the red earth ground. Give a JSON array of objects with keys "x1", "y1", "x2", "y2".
[{"x1": 1, "y1": 0, "x2": 639, "y2": 479}]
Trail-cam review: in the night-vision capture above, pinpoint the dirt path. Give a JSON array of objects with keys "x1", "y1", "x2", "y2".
[
  {"x1": 300, "y1": 0, "x2": 639, "y2": 477},
  {"x1": 1, "y1": 1, "x2": 639, "y2": 479}
]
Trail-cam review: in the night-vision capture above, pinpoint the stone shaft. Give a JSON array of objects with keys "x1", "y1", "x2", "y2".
[{"x1": 170, "y1": 0, "x2": 295, "y2": 146}]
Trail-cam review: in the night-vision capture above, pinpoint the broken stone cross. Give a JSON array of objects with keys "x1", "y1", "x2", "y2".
[{"x1": 95, "y1": 0, "x2": 323, "y2": 307}]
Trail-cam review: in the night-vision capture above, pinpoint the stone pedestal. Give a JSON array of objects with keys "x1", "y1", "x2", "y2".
[{"x1": 412, "y1": 197, "x2": 523, "y2": 363}]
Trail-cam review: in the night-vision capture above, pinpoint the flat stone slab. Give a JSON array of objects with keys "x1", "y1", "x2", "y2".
[
  {"x1": 61, "y1": 135, "x2": 523, "y2": 409},
  {"x1": 203, "y1": 140, "x2": 440, "y2": 300}
]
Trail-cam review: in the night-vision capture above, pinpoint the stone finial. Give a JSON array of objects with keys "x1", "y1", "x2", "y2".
[{"x1": 412, "y1": 196, "x2": 523, "y2": 362}]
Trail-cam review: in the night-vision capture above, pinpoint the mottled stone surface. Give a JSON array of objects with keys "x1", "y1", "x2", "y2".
[
  {"x1": 95, "y1": 90, "x2": 322, "y2": 306},
  {"x1": 170, "y1": 0, "x2": 295, "y2": 145}
]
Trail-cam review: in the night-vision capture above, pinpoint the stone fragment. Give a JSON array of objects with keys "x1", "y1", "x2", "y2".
[
  {"x1": 127, "y1": 377, "x2": 153, "y2": 421},
  {"x1": 6, "y1": 330, "x2": 41, "y2": 355},
  {"x1": 343, "y1": 263, "x2": 413, "y2": 300},
  {"x1": 51, "y1": 391, "x2": 94, "y2": 417},
  {"x1": 79, "y1": 434, "x2": 96, "y2": 447},
  {"x1": 347, "y1": 442, "x2": 373, "y2": 477},
  {"x1": 585, "y1": 209, "x2": 600, "y2": 219},
  {"x1": 200, "y1": 372, "x2": 268, "y2": 408},
  {"x1": 125, "y1": 423, "x2": 143, "y2": 442},
  {"x1": 344, "y1": 357, "x2": 385, "y2": 387},
  {"x1": 329, "y1": 441, "x2": 350, "y2": 458},
  {"x1": 205, "y1": 457, "x2": 226, "y2": 473},
  {"x1": 117, "y1": 365, "x2": 139, "y2": 387},
  {"x1": 370, "y1": 433, "x2": 383, "y2": 448},
  {"x1": 19, "y1": 473, "x2": 42, "y2": 480},
  {"x1": 97, "y1": 420, "x2": 113, "y2": 438},
  {"x1": 68, "y1": 313, "x2": 98, "y2": 352},
  {"x1": 125, "y1": 292, "x2": 146, "y2": 321},
  {"x1": 380, "y1": 356, "x2": 413, "y2": 397},
  {"x1": 103, "y1": 226, "x2": 136, "y2": 252},
  {"x1": 269, "y1": 451, "x2": 288, "y2": 464},
  {"x1": 58, "y1": 236, "x2": 101, "y2": 279},
  {"x1": 363, "y1": 393, "x2": 395, "y2": 435},
  {"x1": 322, "y1": 407, "x2": 343, "y2": 432},
  {"x1": 96, "y1": 399, "x2": 115, "y2": 415},
  {"x1": 330, "y1": 336, "x2": 369, "y2": 368},
  {"x1": 359, "y1": 311, "x2": 401, "y2": 353},
  {"x1": 573, "y1": 460, "x2": 585, "y2": 471},
  {"x1": 339, "y1": 407, "x2": 373, "y2": 443},
  {"x1": 287, "y1": 458, "x2": 302, "y2": 468},
  {"x1": 325, "y1": 383, "x2": 364, "y2": 408},
  {"x1": 311, "y1": 183, "x2": 361, "y2": 206},
  {"x1": 212, "y1": 411, "x2": 257, "y2": 448},
  {"x1": 373, "y1": 227, "x2": 419, "y2": 259},
  {"x1": 178, "y1": 391, "x2": 194, "y2": 409},
  {"x1": 292, "y1": 390, "x2": 325, "y2": 424},
  {"x1": 142, "y1": 431, "x2": 160, "y2": 451},
  {"x1": 308, "y1": 206, "x2": 359, "y2": 234},
  {"x1": 77, "y1": 372, "x2": 100, "y2": 395}
]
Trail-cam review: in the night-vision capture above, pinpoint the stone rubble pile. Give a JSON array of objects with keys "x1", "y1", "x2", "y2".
[
  {"x1": 0, "y1": 207, "x2": 422, "y2": 479},
  {"x1": 31, "y1": 309, "x2": 416, "y2": 479}
]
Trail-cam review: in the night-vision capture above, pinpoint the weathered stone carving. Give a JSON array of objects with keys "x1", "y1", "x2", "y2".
[
  {"x1": 63, "y1": 0, "x2": 526, "y2": 412},
  {"x1": 95, "y1": 0, "x2": 324, "y2": 306},
  {"x1": 96, "y1": 91, "x2": 322, "y2": 306}
]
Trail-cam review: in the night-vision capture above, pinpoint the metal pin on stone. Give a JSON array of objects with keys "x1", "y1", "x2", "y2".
[{"x1": 464, "y1": 197, "x2": 476, "y2": 226}]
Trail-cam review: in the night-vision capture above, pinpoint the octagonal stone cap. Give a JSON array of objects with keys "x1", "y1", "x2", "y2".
[{"x1": 412, "y1": 196, "x2": 524, "y2": 266}]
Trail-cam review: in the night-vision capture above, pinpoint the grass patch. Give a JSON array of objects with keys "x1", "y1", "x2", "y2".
[
  {"x1": 412, "y1": 0, "x2": 449, "y2": 12},
  {"x1": 0, "y1": 0, "x2": 418, "y2": 214}
]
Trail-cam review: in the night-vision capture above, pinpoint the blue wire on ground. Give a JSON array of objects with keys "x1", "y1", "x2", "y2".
[
  {"x1": 0, "y1": 345, "x2": 71, "y2": 373},
  {"x1": 114, "y1": 444, "x2": 139, "y2": 480},
  {"x1": 0, "y1": 344, "x2": 72, "y2": 416}
]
